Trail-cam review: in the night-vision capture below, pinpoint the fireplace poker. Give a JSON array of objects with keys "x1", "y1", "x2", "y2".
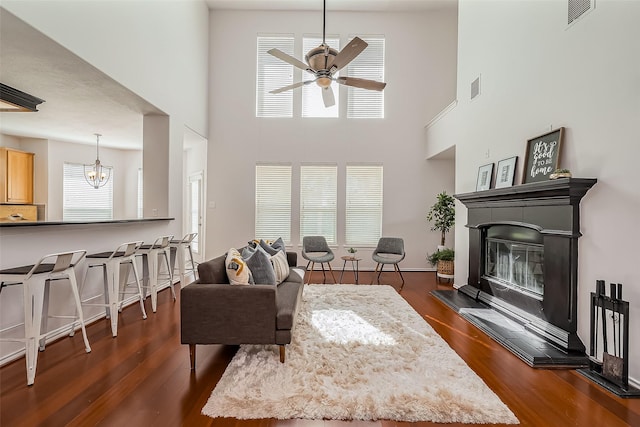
[
  {"x1": 610, "y1": 283, "x2": 617, "y2": 357},
  {"x1": 617, "y1": 283, "x2": 623, "y2": 357},
  {"x1": 598, "y1": 280, "x2": 607, "y2": 354}
]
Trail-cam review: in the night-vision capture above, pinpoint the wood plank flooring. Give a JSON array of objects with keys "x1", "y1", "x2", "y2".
[{"x1": 1, "y1": 270, "x2": 639, "y2": 426}]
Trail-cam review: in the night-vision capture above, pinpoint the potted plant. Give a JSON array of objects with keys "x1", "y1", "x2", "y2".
[
  {"x1": 428, "y1": 248, "x2": 455, "y2": 281},
  {"x1": 426, "y1": 191, "x2": 456, "y2": 248}
]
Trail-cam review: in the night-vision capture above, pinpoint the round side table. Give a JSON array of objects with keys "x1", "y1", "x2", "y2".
[{"x1": 339, "y1": 255, "x2": 361, "y2": 284}]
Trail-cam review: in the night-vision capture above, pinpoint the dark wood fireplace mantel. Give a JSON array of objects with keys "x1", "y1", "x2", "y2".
[{"x1": 453, "y1": 178, "x2": 597, "y2": 366}]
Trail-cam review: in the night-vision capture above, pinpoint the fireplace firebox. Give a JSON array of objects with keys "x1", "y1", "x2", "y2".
[{"x1": 455, "y1": 178, "x2": 597, "y2": 366}]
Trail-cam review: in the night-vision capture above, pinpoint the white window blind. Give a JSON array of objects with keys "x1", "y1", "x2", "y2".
[
  {"x1": 302, "y1": 36, "x2": 340, "y2": 118},
  {"x1": 300, "y1": 165, "x2": 337, "y2": 245},
  {"x1": 255, "y1": 164, "x2": 292, "y2": 243},
  {"x1": 137, "y1": 168, "x2": 143, "y2": 219},
  {"x1": 347, "y1": 36, "x2": 385, "y2": 119},
  {"x1": 63, "y1": 162, "x2": 113, "y2": 221},
  {"x1": 345, "y1": 164, "x2": 383, "y2": 246},
  {"x1": 256, "y1": 35, "x2": 295, "y2": 118}
]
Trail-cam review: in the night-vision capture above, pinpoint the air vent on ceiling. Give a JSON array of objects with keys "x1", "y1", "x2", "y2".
[
  {"x1": 471, "y1": 76, "x2": 480, "y2": 100},
  {"x1": 568, "y1": 0, "x2": 594, "y2": 25}
]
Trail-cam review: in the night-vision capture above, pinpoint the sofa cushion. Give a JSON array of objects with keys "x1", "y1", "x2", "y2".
[
  {"x1": 225, "y1": 248, "x2": 253, "y2": 285},
  {"x1": 242, "y1": 245, "x2": 277, "y2": 285},
  {"x1": 270, "y1": 250, "x2": 290, "y2": 285},
  {"x1": 259, "y1": 237, "x2": 285, "y2": 255}
]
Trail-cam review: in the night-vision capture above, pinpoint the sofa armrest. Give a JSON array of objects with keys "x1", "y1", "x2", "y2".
[
  {"x1": 286, "y1": 251, "x2": 297, "y2": 267},
  {"x1": 180, "y1": 283, "x2": 277, "y2": 345}
]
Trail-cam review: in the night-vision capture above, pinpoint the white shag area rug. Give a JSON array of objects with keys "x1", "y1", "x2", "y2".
[{"x1": 201, "y1": 284, "x2": 519, "y2": 423}]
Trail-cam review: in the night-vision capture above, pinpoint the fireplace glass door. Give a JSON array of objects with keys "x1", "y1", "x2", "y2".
[{"x1": 485, "y1": 238, "x2": 544, "y2": 299}]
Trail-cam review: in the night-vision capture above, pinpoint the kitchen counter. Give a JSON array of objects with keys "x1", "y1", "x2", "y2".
[{"x1": 0, "y1": 217, "x2": 174, "y2": 227}]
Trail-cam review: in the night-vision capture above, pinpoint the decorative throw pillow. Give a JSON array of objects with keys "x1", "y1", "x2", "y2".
[
  {"x1": 270, "y1": 250, "x2": 290, "y2": 285},
  {"x1": 259, "y1": 237, "x2": 286, "y2": 255},
  {"x1": 225, "y1": 248, "x2": 253, "y2": 285},
  {"x1": 242, "y1": 245, "x2": 277, "y2": 285}
]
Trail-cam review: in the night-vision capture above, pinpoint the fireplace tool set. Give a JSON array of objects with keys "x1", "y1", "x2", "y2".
[{"x1": 579, "y1": 280, "x2": 640, "y2": 397}]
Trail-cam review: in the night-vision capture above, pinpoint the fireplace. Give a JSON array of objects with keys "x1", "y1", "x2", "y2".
[{"x1": 454, "y1": 178, "x2": 597, "y2": 366}]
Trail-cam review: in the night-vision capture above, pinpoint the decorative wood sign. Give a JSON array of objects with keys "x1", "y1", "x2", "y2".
[{"x1": 522, "y1": 127, "x2": 564, "y2": 184}]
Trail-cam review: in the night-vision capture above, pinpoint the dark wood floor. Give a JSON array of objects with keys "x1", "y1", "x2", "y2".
[{"x1": 1, "y1": 270, "x2": 639, "y2": 426}]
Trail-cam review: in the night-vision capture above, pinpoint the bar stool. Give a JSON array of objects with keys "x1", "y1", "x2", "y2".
[
  {"x1": 169, "y1": 233, "x2": 198, "y2": 285},
  {"x1": 0, "y1": 250, "x2": 91, "y2": 386},
  {"x1": 81, "y1": 241, "x2": 147, "y2": 337},
  {"x1": 137, "y1": 235, "x2": 175, "y2": 313}
]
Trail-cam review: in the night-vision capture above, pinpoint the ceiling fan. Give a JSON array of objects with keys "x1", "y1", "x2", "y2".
[{"x1": 267, "y1": 0, "x2": 387, "y2": 108}]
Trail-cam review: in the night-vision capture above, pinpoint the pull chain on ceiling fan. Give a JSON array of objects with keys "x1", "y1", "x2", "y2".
[{"x1": 267, "y1": 0, "x2": 387, "y2": 108}]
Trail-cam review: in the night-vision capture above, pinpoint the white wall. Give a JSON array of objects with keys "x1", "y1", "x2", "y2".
[
  {"x1": 207, "y1": 9, "x2": 458, "y2": 269},
  {"x1": 428, "y1": 0, "x2": 640, "y2": 382},
  {"x1": 0, "y1": 1, "x2": 209, "y2": 365},
  {"x1": 3, "y1": 0, "x2": 210, "y2": 236}
]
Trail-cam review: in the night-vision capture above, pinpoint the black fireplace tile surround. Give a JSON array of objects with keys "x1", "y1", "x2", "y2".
[
  {"x1": 448, "y1": 178, "x2": 597, "y2": 367},
  {"x1": 431, "y1": 289, "x2": 589, "y2": 367}
]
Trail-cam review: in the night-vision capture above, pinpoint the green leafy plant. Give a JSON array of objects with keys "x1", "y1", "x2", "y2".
[
  {"x1": 426, "y1": 191, "x2": 456, "y2": 246},
  {"x1": 347, "y1": 247, "x2": 357, "y2": 254},
  {"x1": 427, "y1": 248, "x2": 455, "y2": 266},
  {"x1": 554, "y1": 168, "x2": 570, "y2": 173}
]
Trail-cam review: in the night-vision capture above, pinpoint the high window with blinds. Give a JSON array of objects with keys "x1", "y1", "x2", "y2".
[
  {"x1": 256, "y1": 35, "x2": 295, "y2": 118},
  {"x1": 63, "y1": 162, "x2": 113, "y2": 221},
  {"x1": 347, "y1": 36, "x2": 385, "y2": 119},
  {"x1": 302, "y1": 36, "x2": 340, "y2": 118},
  {"x1": 345, "y1": 164, "x2": 383, "y2": 246},
  {"x1": 255, "y1": 164, "x2": 292, "y2": 243},
  {"x1": 300, "y1": 164, "x2": 337, "y2": 245}
]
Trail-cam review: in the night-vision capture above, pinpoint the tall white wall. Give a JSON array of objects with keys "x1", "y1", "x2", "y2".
[
  {"x1": 0, "y1": 1, "x2": 209, "y2": 364},
  {"x1": 207, "y1": 9, "x2": 458, "y2": 269},
  {"x1": 429, "y1": 0, "x2": 640, "y2": 382},
  {"x1": 3, "y1": 0, "x2": 210, "y2": 235}
]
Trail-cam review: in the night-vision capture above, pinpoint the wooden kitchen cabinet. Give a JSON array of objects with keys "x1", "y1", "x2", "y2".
[{"x1": 0, "y1": 147, "x2": 34, "y2": 204}]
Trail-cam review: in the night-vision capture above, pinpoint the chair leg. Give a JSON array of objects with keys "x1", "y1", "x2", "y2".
[
  {"x1": 163, "y1": 249, "x2": 176, "y2": 301},
  {"x1": 68, "y1": 272, "x2": 91, "y2": 353},
  {"x1": 320, "y1": 263, "x2": 327, "y2": 283},
  {"x1": 130, "y1": 260, "x2": 147, "y2": 320},
  {"x1": 327, "y1": 263, "x2": 337, "y2": 283},
  {"x1": 376, "y1": 264, "x2": 385, "y2": 284},
  {"x1": 279, "y1": 345, "x2": 285, "y2": 363},
  {"x1": 370, "y1": 263, "x2": 381, "y2": 285},
  {"x1": 306, "y1": 262, "x2": 315, "y2": 284},
  {"x1": 395, "y1": 264, "x2": 405, "y2": 291}
]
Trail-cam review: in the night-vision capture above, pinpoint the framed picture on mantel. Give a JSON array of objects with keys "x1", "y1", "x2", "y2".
[
  {"x1": 495, "y1": 156, "x2": 517, "y2": 188},
  {"x1": 476, "y1": 163, "x2": 494, "y2": 191},
  {"x1": 522, "y1": 127, "x2": 564, "y2": 184}
]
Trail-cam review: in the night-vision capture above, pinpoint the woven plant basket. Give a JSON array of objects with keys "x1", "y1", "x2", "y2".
[{"x1": 437, "y1": 260, "x2": 454, "y2": 276}]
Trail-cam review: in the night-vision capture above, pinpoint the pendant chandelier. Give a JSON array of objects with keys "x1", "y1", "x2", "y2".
[{"x1": 84, "y1": 133, "x2": 111, "y2": 189}]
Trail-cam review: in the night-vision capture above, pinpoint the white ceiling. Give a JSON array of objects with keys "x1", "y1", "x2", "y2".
[
  {"x1": 0, "y1": 10, "x2": 163, "y2": 150},
  {"x1": 0, "y1": 1, "x2": 455, "y2": 150}
]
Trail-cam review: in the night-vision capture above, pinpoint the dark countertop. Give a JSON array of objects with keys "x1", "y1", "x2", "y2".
[{"x1": 0, "y1": 217, "x2": 174, "y2": 227}]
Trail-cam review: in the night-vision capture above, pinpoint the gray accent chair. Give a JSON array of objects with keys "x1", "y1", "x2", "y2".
[
  {"x1": 301, "y1": 236, "x2": 336, "y2": 284},
  {"x1": 371, "y1": 237, "x2": 405, "y2": 290}
]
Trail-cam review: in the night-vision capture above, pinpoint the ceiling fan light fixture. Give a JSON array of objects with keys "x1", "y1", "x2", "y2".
[
  {"x1": 0, "y1": 83, "x2": 45, "y2": 112},
  {"x1": 316, "y1": 77, "x2": 332, "y2": 88}
]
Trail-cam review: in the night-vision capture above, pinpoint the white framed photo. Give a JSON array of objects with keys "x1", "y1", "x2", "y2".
[
  {"x1": 495, "y1": 156, "x2": 518, "y2": 189},
  {"x1": 476, "y1": 163, "x2": 494, "y2": 191}
]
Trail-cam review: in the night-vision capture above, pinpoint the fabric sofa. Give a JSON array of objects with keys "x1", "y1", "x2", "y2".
[{"x1": 180, "y1": 249, "x2": 304, "y2": 369}]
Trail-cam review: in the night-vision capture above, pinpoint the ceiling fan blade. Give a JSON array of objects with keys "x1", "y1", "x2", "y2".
[
  {"x1": 322, "y1": 86, "x2": 335, "y2": 107},
  {"x1": 267, "y1": 48, "x2": 315, "y2": 73},
  {"x1": 336, "y1": 76, "x2": 386, "y2": 91},
  {"x1": 269, "y1": 80, "x2": 313, "y2": 94},
  {"x1": 329, "y1": 37, "x2": 368, "y2": 72}
]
